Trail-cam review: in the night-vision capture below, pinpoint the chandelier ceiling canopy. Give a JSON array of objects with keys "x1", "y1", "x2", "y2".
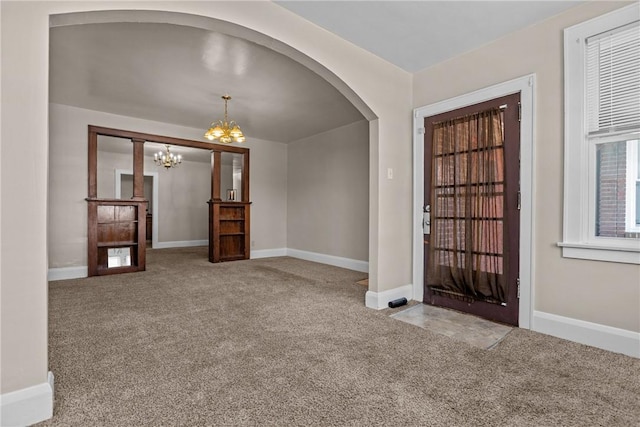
[{"x1": 204, "y1": 95, "x2": 246, "y2": 144}]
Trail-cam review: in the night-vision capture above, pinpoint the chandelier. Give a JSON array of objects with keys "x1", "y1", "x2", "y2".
[
  {"x1": 204, "y1": 94, "x2": 246, "y2": 143},
  {"x1": 154, "y1": 145, "x2": 182, "y2": 169}
]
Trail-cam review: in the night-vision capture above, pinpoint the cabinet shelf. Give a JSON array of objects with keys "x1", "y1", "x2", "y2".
[
  {"x1": 97, "y1": 241, "x2": 138, "y2": 248},
  {"x1": 97, "y1": 220, "x2": 139, "y2": 225}
]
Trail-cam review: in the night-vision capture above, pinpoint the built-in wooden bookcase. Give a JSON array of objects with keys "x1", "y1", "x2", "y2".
[
  {"x1": 207, "y1": 148, "x2": 251, "y2": 263},
  {"x1": 209, "y1": 202, "x2": 251, "y2": 262},
  {"x1": 87, "y1": 199, "x2": 147, "y2": 276}
]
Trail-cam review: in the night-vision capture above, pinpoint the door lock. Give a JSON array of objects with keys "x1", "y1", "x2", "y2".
[{"x1": 423, "y1": 205, "x2": 431, "y2": 235}]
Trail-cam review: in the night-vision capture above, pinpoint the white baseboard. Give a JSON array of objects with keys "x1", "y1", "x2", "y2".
[
  {"x1": 533, "y1": 311, "x2": 640, "y2": 358},
  {"x1": 251, "y1": 248, "x2": 287, "y2": 259},
  {"x1": 48, "y1": 247, "x2": 367, "y2": 281},
  {"x1": 153, "y1": 239, "x2": 208, "y2": 249},
  {"x1": 286, "y1": 248, "x2": 368, "y2": 273},
  {"x1": 0, "y1": 371, "x2": 54, "y2": 426},
  {"x1": 365, "y1": 284, "x2": 413, "y2": 310},
  {"x1": 48, "y1": 266, "x2": 88, "y2": 281}
]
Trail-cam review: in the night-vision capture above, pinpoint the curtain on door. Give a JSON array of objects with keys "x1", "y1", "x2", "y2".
[{"x1": 426, "y1": 108, "x2": 508, "y2": 304}]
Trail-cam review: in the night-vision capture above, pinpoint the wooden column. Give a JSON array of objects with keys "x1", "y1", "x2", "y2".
[
  {"x1": 132, "y1": 138, "x2": 145, "y2": 199},
  {"x1": 242, "y1": 151, "x2": 250, "y2": 202},
  {"x1": 209, "y1": 150, "x2": 221, "y2": 263},
  {"x1": 212, "y1": 151, "x2": 222, "y2": 202},
  {"x1": 88, "y1": 128, "x2": 98, "y2": 198}
]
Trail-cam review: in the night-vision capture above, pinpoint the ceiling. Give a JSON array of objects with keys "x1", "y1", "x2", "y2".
[
  {"x1": 50, "y1": 2, "x2": 583, "y2": 144},
  {"x1": 50, "y1": 23, "x2": 365, "y2": 144},
  {"x1": 276, "y1": 1, "x2": 583, "y2": 72}
]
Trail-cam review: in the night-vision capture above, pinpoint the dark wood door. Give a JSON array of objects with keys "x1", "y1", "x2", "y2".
[{"x1": 423, "y1": 93, "x2": 521, "y2": 326}]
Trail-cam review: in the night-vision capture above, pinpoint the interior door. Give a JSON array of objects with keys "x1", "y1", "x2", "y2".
[{"x1": 423, "y1": 93, "x2": 521, "y2": 326}]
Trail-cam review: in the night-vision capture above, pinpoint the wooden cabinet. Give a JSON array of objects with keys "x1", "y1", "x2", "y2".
[
  {"x1": 209, "y1": 201, "x2": 250, "y2": 262},
  {"x1": 87, "y1": 199, "x2": 147, "y2": 276}
]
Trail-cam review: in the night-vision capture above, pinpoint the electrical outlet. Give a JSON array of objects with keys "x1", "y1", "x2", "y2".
[
  {"x1": 251, "y1": 240, "x2": 255, "y2": 248},
  {"x1": 387, "y1": 168, "x2": 393, "y2": 179}
]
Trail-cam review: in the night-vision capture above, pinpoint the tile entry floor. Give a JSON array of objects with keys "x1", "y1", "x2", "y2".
[{"x1": 390, "y1": 304, "x2": 513, "y2": 349}]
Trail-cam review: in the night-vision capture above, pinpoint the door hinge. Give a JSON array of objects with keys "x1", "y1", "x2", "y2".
[
  {"x1": 418, "y1": 127, "x2": 425, "y2": 134},
  {"x1": 517, "y1": 190, "x2": 521, "y2": 210},
  {"x1": 517, "y1": 278, "x2": 520, "y2": 299},
  {"x1": 518, "y1": 102, "x2": 522, "y2": 122}
]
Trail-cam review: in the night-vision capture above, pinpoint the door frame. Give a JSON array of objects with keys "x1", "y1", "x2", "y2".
[
  {"x1": 412, "y1": 74, "x2": 536, "y2": 329},
  {"x1": 115, "y1": 169, "x2": 159, "y2": 249}
]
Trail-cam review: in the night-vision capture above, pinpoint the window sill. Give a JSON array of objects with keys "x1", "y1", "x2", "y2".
[{"x1": 557, "y1": 242, "x2": 640, "y2": 264}]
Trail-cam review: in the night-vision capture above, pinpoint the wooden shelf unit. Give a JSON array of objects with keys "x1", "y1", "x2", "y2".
[
  {"x1": 87, "y1": 198, "x2": 147, "y2": 276},
  {"x1": 209, "y1": 201, "x2": 250, "y2": 263}
]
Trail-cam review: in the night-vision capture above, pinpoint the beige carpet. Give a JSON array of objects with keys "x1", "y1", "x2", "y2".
[{"x1": 42, "y1": 247, "x2": 640, "y2": 426}]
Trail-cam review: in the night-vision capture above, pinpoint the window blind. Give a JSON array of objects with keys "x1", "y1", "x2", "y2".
[{"x1": 586, "y1": 21, "x2": 640, "y2": 135}]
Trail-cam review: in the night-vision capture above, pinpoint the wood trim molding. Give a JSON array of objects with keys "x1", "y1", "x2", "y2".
[
  {"x1": 132, "y1": 138, "x2": 145, "y2": 198},
  {"x1": 88, "y1": 128, "x2": 98, "y2": 198},
  {"x1": 243, "y1": 149, "x2": 250, "y2": 202},
  {"x1": 88, "y1": 125, "x2": 249, "y2": 154},
  {"x1": 213, "y1": 151, "x2": 222, "y2": 202}
]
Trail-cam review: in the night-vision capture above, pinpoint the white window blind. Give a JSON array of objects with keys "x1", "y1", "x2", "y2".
[{"x1": 586, "y1": 21, "x2": 640, "y2": 135}]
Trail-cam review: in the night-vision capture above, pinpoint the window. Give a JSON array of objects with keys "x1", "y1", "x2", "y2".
[
  {"x1": 561, "y1": 4, "x2": 640, "y2": 264},
  {"x1": 595, "y1": 139, "x2": 640, "y2": 237},
  {"x1": 624, "y1": 140, "x2": 640, "y2": 234}
]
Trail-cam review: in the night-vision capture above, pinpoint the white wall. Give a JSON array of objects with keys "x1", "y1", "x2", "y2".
[
  {"x1": 287, "y1": 120, "x2": 369, "y2": 261},
  {"x1": 48, "y1": 103, "x2": 288, "y2": 268},
  {"x1": 2, "y1": 0, "x2": 412, "y2": 406},
  {"x1": 413, "y1": 1, "x2": 639, "y2": 333}
]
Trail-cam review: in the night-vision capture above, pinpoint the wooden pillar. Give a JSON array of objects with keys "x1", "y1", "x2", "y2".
[
  {"x1": 212, "y1": 151, "x2": 222, "y2": 202},
  {"x1": 88, "y1": 128, "x2": 98, "y2": 198},
  {"x1": 242, "y1": 152, "x2": 250, "y2": 202},
  {"x1": 132, "y1": 138, "x2": 145, "y2": 199}
]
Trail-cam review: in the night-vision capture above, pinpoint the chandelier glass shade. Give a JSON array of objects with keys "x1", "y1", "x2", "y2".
[
  {"x1": 204, "y1": 95, "x2": 246, "y2": 143},
  {"x1": 154, "y1": 145, "x2": 182, "y2": 169}
]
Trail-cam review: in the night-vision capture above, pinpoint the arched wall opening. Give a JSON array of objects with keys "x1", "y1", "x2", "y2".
[{"x1": 47, "y1": 10, "x2": 378, "y2": 278}]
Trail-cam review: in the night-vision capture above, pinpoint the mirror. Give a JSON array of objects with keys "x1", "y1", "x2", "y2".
[
  {"x1": 96, "y1": 135, "x2": 133, "y2": 199},
  {"x1": 220, "y1": 152, "x2": 244, "y2": 201}
]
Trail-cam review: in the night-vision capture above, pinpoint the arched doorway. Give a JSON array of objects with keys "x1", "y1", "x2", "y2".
[{"x1": 48, "y1": 10, "x2": 377, "y2": 279}]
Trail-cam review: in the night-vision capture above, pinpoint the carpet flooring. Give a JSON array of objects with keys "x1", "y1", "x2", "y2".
[{"x1": 42, "y1": 247, "x2": 640, "y2": 426}]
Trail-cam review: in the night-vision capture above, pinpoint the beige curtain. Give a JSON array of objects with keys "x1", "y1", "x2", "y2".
[{"x1": 426, "y1": 108, "x2": 508, "y2": 303}]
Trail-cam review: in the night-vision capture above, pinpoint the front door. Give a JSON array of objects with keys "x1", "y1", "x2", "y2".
[{"x1": 423, "y1": 93, "x2": 520, "y2": 326}]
